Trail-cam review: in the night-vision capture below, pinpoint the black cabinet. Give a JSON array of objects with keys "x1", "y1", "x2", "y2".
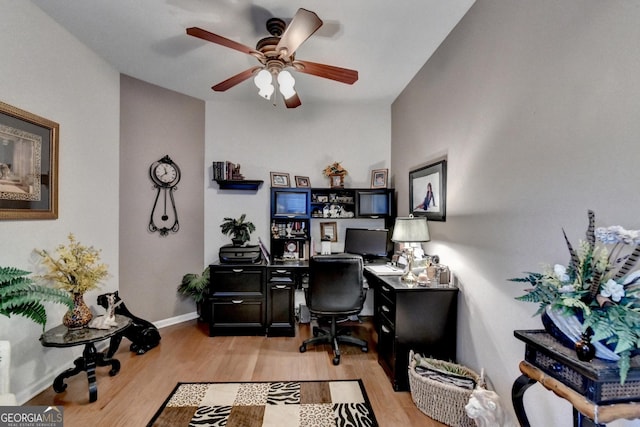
[
  {"x1": 209, "y1": 263, "x2": 306, "y2": 337},
  {"x1": 209, "y1": 264, "x2": 266, "y2": 336},
  {"x1": 365, "y1": 268, "x2": 458, "y2": 391},
  {"x1": 266, "y1": 267, "x2": 297, "y2": 337}
]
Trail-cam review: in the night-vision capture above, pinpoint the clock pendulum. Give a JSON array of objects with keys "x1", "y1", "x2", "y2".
[{"x1": 148, "y1": 155, "x2": 181, "y2": 236}]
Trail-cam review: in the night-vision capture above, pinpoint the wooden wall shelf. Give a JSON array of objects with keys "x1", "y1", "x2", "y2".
[{"x1": 214, "y1": 180, "x2": 263, "y2": 190}]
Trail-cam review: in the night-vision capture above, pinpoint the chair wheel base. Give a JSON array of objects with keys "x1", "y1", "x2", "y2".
[
  {"x1": 332, "y1": 356, "x2": 340, "y2": 365},
  {"x1": 362, "y1": 346, "x2": 368, "y2": 352},
  {"x1": 299, "y1": 345, "x2": 307, "y2": 353}
]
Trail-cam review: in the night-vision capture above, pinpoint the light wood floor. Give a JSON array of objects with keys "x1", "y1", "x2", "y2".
[{"x1": 27, "y1": 318, "x2": 446, "y2": 427}]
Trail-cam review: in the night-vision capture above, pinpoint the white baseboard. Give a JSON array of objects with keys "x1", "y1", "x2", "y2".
[
  {"x1": 153, "y1": 311, "x2": 199, "y2": 329},
  {"x1": 16, "y1": 312, "x2": 199, "y2": 405}
]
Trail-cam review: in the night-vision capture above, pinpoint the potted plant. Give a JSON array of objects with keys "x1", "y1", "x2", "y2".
[
  {"x1": 220, "y1": 214, "x2": 256, "y2": 246},
  {"x1": 177, "y1": 266, "x2": 210, "y2": 322},
  {"x1": 0, "y1": 266, "x2": 73, "y2": 332},
  {"x1": 36, "y1": 233, "x2": 109, "y2": 329}
]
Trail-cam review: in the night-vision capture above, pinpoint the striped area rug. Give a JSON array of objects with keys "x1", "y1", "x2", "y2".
[{"x1": 147, "y1": 379, "x2": 378, "y2": 427}]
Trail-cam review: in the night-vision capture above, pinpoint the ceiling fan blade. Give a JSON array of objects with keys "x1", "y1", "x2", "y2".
[
  {"x1": 187, "y1": 27, "x2": 259, "y2": 57},
  {"x1": 276, "y1": 8, "x2": 322, "y2": 58},
  {"x1": 293, "y1": 60, "x2": 358, "y2": 85},
  {"x1": 284, "y1": 92, "x2": 302, "y2": 109},
  {"x1": 212, "y1": 67, "x2": 262, "y2": 92}
]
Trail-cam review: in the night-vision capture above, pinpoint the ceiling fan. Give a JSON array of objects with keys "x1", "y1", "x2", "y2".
[{"x1": 186, "y1": 8, "x2": 358, "y2": 108}]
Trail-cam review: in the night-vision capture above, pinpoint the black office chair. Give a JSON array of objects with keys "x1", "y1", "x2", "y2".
[{"x1": 299, "y1": 253, "x2": 368, "y2": 365}]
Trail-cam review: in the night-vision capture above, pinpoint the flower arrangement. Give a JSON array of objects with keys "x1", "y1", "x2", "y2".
[
  {"x1": 37, "y1": 233, "x2": 109, "y2": 295},
  {"x1": 511, "y1": 211, "x2": 640, "y2": 383},
  {"x1": 322, "y1": 162, "x2": 348, "y2": 177}
]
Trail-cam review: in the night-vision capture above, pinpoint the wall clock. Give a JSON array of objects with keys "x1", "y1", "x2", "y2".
[{"x1": 149, "y1": 155, "x2": 181, "y2": 236}]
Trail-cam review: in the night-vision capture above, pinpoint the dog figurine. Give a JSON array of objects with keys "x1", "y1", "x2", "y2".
[
  {"x1": 97, "y1": 291, "x2": 161, "y2": 356},
  {"x1": 89, "y1": 293, "x2": 122, "y2": 329},
  {"x1": 465, "y1": 386, "x2": 516, "y2": 427}
]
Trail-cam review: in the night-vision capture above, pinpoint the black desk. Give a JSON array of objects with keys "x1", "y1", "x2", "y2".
[
  {"x1": 40, "y1": 315, "x2": 131, "y2": 402},
  {"x1": 512, "y1": 330, "x2": 640, "y2": 426},
  {"x1": 364, "y1": 268, "x2": 458, "y2": 391}
]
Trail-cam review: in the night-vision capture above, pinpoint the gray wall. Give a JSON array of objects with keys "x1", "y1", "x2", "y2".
[
  {"x1": 392, "y1": 1, "x2": 640, "y2": 425},
  {"x1": 119, "y1": 75, "x2": 205, "y2": 322},
  {"x1": 0, "y1": 1, "x2": 120, "y2": 403}
]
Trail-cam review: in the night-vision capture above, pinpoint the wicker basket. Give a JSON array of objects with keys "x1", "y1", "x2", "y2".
[{"x1": 408, "y1": 351, "x2": 480, "y2": 427}]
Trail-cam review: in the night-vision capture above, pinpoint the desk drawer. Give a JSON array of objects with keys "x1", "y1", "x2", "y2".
[
  {"x1": 211, "y1": 298, "x2": 264, "y2": 327},
  {"x1": 377, "y1": 282, "x2": 396, "y2": 303},
  {"x1": 378, "y1": 300, "x2": 395, "y2": 326},
  {"x1": 211, "y1": 267, "x2": 264, "y2": 294},
  {"x1": 268, "y1": 268, "x2": 294, "y2": 281}
]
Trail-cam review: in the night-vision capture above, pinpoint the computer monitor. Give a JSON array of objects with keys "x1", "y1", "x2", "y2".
[
  {"x1": 271, "y1": 189, "x2": 310, "y2": 217},
  {"x1": 343, "y1": 228, "x2": 390, "y2": 262}
]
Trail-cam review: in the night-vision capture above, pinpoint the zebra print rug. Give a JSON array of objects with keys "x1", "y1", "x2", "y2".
[{"x1": 147, "y1": 379, "x2": 378, "y2": 427}]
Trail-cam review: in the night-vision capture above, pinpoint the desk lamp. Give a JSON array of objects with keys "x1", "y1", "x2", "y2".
[{"x1": 391, "y1": 215, "x2": 430, "y2": 283}]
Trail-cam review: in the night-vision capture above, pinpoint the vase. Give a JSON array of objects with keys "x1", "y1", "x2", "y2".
[
  {"x1": 541, "y1": 306, "x2": 619, "y2": 361},
  {"x1": 574, "y1": 327, "x2": 596, "y2": 362},
  {"x1": 63, "y1": 292, "x2": 93, "y2": 330}
]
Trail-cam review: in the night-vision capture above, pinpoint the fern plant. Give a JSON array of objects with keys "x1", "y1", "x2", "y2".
[{"x1": 0, "y1": 266, "x2": 73, "y2": 331}]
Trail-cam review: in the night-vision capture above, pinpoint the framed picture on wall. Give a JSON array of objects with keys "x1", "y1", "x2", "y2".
[
  {"x1": 0, "y1": 101, "x2": 59, "y2": 220},
  {"x1": 409, "y1": 159, "x2": 446, "y2": 221},
  {"x1": 270, "y1": 172, "x2": 290, "y2": 187},
  {"x1": 320, "y1": 221, "x2": 338, "y2": 242}
]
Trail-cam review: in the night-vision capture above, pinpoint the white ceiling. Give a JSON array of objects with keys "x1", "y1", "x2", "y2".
[{"x1": 32, "y1": 0, "x2": 475, "y2": 106}]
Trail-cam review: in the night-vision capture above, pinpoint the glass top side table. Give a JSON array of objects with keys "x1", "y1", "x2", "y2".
[{"x1": 40, "y1": 314, "x2": 131, "y2": 403}]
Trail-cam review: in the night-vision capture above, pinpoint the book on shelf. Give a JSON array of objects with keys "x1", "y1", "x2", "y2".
[{"x1": 212, "y1": 160, "x2": 245, "y2": 181}]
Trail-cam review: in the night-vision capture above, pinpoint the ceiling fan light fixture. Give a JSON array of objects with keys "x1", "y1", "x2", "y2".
[
  {"x1": 254, "y1": 69, "x2": 274, "y2": 100},
  {"x1": 277, "y1": 70, "x2": 296, "y2": 100}
]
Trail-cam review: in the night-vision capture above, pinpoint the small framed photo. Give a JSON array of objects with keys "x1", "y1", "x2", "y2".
[
  {"x1": 371, "y1": 168, "x2": 388, "y2": 189},
  {"x1": 330, "y1": 174, "x2": 344, "y2": 188},
  {"x1": 320, "y1": 221, "x2": 338, "y2": 242},
  {"x1": 270, "y1": 172, "x2": 290, "y2": 187},
  {"x1": 410, "y1": 159, "x2": 447, "y2": 221},
  {"x1": 295, "y1": 176, "x2": 310, "y2": 188}
]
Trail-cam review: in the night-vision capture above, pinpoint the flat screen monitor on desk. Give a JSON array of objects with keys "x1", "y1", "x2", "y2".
[{"x1": 343, "y1": 228, "x2": 390, "y2": 263}]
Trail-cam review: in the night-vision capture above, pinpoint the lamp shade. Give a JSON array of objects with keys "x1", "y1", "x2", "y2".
[
  {"x1": 254, "y1": 69, "x2": 274, "y2": 100},
  {"x1": 391, "y1": 216, "x2": 430, "y2": 243}
]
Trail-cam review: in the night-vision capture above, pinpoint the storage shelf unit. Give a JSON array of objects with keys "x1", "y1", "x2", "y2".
[{"x1": 269, "y1": 187, "x2": 395, "y2": 262}]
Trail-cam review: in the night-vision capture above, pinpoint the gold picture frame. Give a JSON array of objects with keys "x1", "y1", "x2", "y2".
[
  {"x1": 0, "y1": 100, "x2": 59, "y2": 219},
  {"x1": 320, "y1": 221, "x2": 338, "y2": 242}
]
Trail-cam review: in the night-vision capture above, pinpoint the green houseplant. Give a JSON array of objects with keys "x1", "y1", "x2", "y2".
[
  {"x1": 220, "y1": 214, "x2": 256, "y2": 246},
  {"x1": 511, "y1": 211, "x2": 640, "y2": 383},
  {"x1": 0, "y1": 266, "x2": 73, "y2": 332},
  {"x1": 178, "y1": 266, "x2": 210, "y2": 321}
]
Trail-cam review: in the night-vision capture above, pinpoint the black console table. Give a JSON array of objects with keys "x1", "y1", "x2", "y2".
[
  {"x1": 40, "y1": 315, "x2": 131, "y2": 402},
  {"x1": 512, "y1": 330, "x2": 640, "y2": 426}
]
